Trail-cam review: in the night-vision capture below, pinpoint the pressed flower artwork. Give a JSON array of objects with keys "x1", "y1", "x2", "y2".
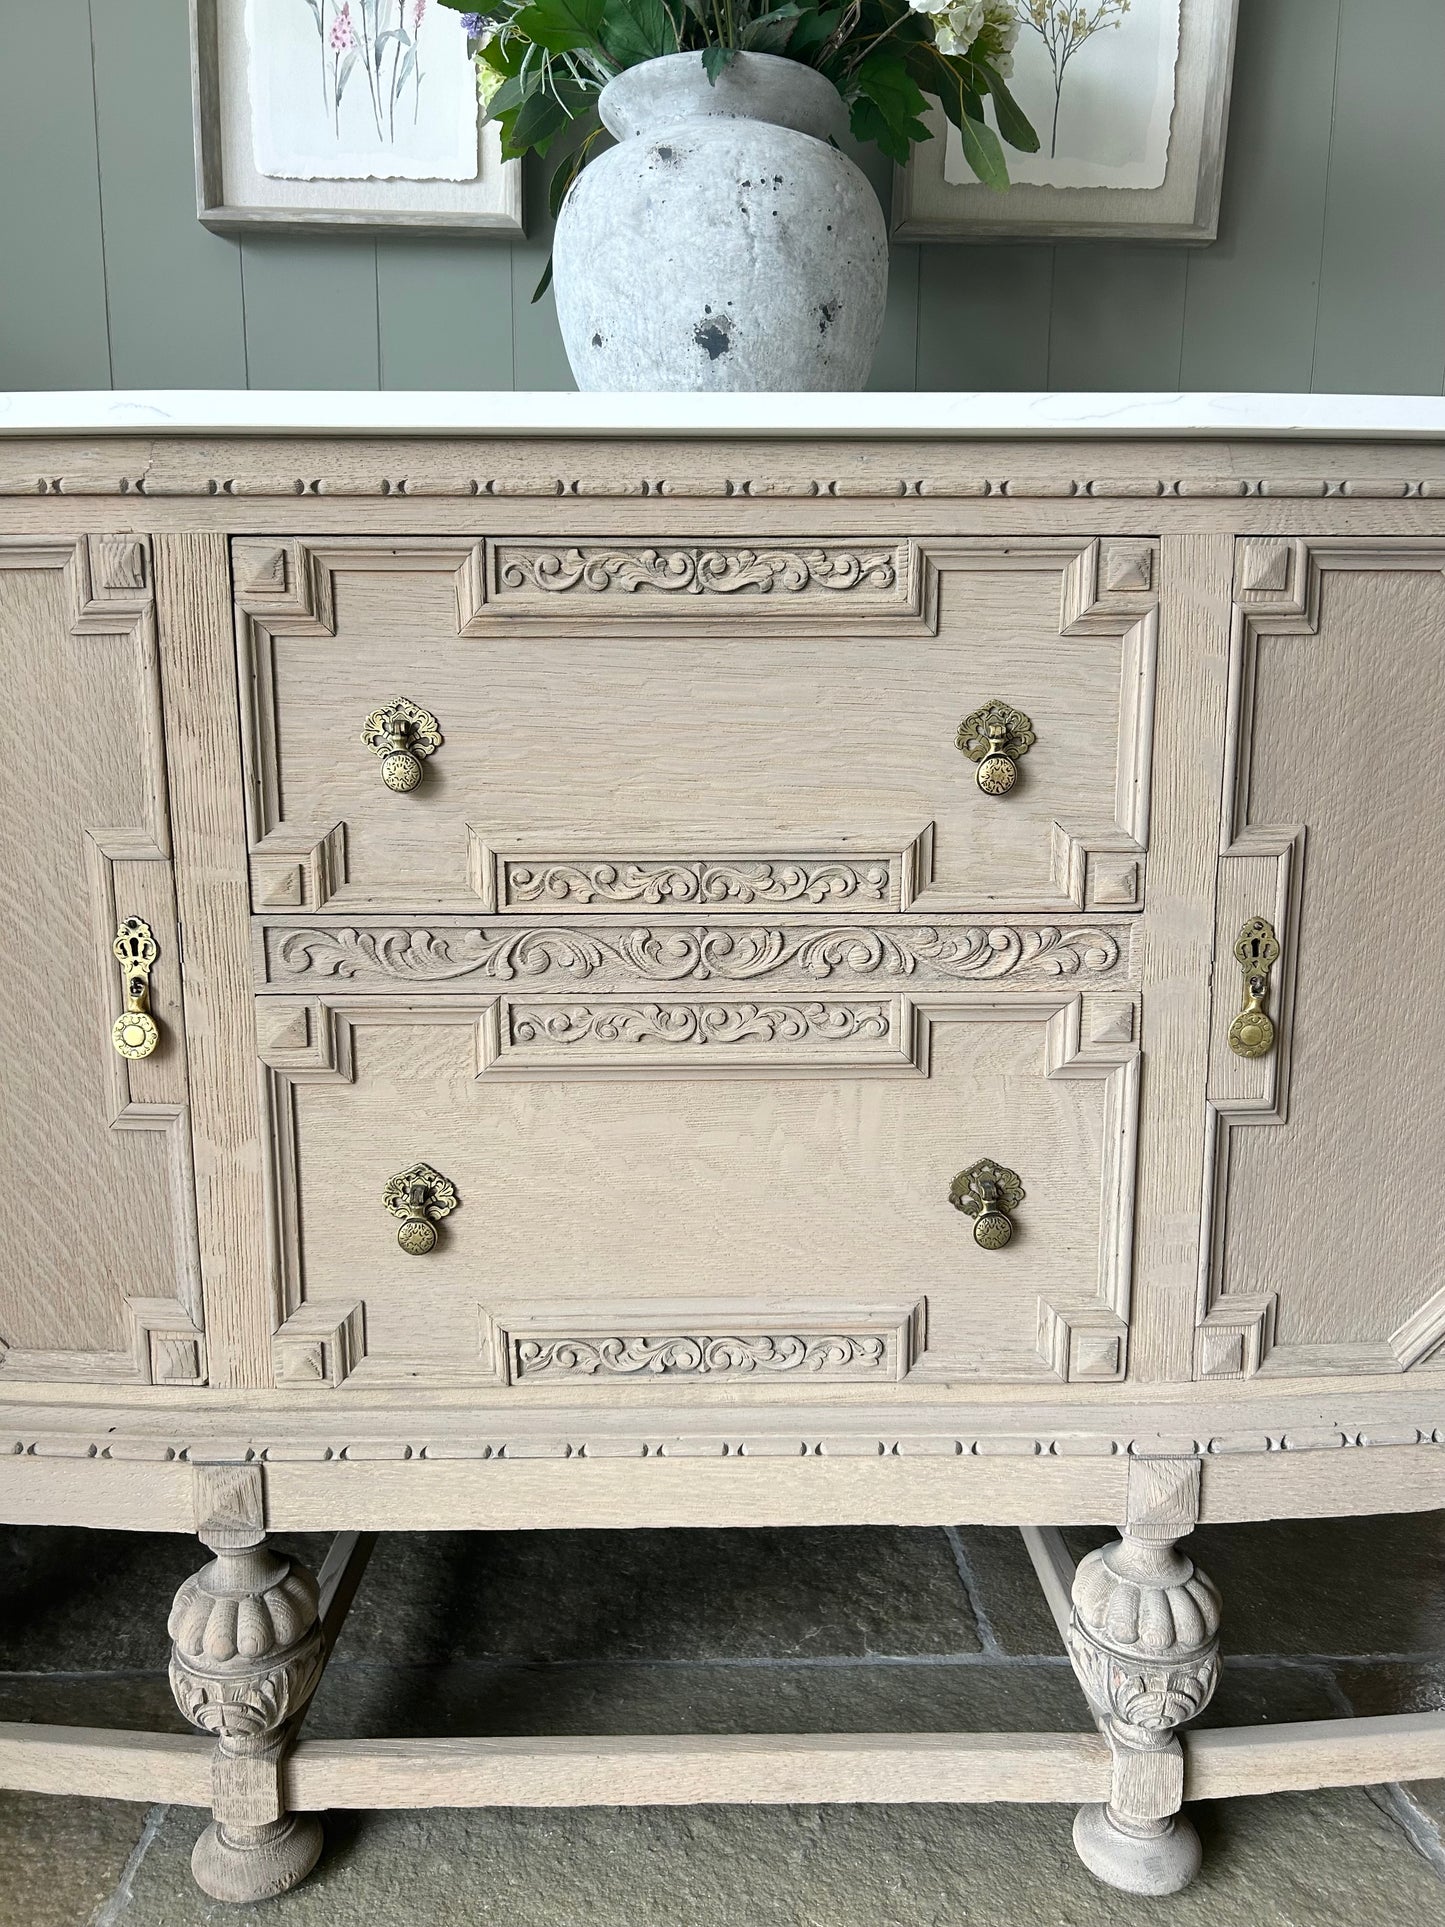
[
  {"x1": 942, "y1": 0, "x2": 1181, "y2": 190},
  {"x1": 247, "y1": 0, "x2": 480, "y2": 180}
]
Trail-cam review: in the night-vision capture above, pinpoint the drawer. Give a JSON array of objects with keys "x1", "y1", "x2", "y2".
[
  {"x1": 257, "y1": 969, "x2": 1141, "y2": 1393},
  {"x1": 233, "y1": 534, "x2": 1157, "y2": 917}
]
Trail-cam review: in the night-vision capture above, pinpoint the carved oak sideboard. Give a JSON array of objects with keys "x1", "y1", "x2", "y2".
[{"x1": 1, "y1": 397, "x2": 1443, "y2": 1904}]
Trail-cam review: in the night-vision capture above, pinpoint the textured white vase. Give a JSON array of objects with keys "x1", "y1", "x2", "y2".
[{"x1": 553, "y1": 52, "x2": 889, "y2": 392}]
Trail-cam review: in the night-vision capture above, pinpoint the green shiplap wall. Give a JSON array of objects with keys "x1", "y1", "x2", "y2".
[{"x1": 3, "y1": 0, "x2": 1444, "y2": 393}]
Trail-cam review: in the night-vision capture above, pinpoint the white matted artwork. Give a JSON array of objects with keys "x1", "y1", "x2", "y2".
[
  {"x1": 189, "y1": 0, "x2": 522, "y2": 233},
  {"x1": 893, "y1": 0, "x2": 1237, "y2": 242}
]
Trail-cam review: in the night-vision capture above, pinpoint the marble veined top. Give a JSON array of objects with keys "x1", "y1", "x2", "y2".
[{"x1": 3, "y1": 391, "x2": 1445, "y2": 440}]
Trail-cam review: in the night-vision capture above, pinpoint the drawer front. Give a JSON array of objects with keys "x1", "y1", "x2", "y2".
[
  {"x1": 1197, "y1": 538, "x2": 1445, "y2": 1382},
  {"x1": 0, "y1": 536, "x2": 204, "y2": 1389},
  {"x1": 233, "y1": 534, "x2": 1156, "y2": 918},
  {"x1": 257, "y1": 930, "x2": 1140, "y2": 1392}
]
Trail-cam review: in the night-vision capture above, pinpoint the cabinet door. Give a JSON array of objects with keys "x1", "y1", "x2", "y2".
[
  {"x1": 0, "y1": 538, "x2": 204, "y2": 1387},
  {"x1": 1196, "y1": 539, "x2": 1445, "y2": 1381}
]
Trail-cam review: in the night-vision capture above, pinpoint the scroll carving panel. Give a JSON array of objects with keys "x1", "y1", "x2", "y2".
[
  {"x1": 1197, "y1": 542, "x2": 1445, "y2": 1381},
  {"x1": 234, "y1": 535, "x2": 1155, "y2": 916}
]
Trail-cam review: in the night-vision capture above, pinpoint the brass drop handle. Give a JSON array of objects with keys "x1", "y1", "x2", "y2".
[
  {"x1": 957, "y1": 700, "x2": 1036, "y2": 795},
  {"x1": 949, "y1": 1158, "x2": 1024, "y2": 1249},
  {"x1": 111, "y1": 916, "x2": 160, "y2": 1060},
  {"x1": 382, "y1": 1161, "x2": 459, "y2": 1255},
  {"x1": 361, "y1": 696, "x2": 442, "y2": 794},
  {"x1": 1228, "y1": 916, "x2": 1281, "y2": 1059}
]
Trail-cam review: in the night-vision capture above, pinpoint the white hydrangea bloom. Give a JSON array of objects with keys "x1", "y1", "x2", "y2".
[
  {"x1": 932, "y1": 0, "x2": 986, "y2": 52},
  {"x1": 907, "y1": 0, "x2": 956, "y2": 15}
]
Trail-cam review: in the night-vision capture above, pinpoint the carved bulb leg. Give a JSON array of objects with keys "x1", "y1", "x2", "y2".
[
  {"x1": 168, "y1": 1533, "x2": 326, "y2": 1902},
  {"x1": 1066, "y1": 1530, "x2": 1221, "y2": 1896}
]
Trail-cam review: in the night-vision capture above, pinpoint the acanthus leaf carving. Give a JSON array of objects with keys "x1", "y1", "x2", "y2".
[
  {"x1": 507, "y1": 1001, "x2": 892, "y2": 1048},
  {"x1": 504, "y1": 858, "x2": 893, "y2": 910},
  {"x1": 270, "y1": 922, "x2": 1123, "y2": 987},
  {"x1": 496, "y1": 545, "x2": 899, "y2": 596},
  {"x1": 514, "y1": 1332, "x2": 890, "y2": 1381}
]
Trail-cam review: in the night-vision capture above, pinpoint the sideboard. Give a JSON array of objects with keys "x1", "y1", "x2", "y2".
[{"x1": 1, "y1": 393, "x2": 1443, "y2": 1904}]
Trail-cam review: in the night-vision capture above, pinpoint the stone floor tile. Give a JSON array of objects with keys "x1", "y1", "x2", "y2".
[
  {"x1": 305, "y1": 1657, "x2": 1091, "y2": 1741},
  {"x1": 0, "y1": 1791, "x2": 151, "y2": 1927},
  {"x1": 117, "y1": 1785, "x2": 1444, "y2": 1927},
  {"x1": 0, "y1": 1529, "x2": 202, "y2": 1673},
  {"x1": 320, "y1": 1526, "x2": 982, "y2": 1664},
  {"x1": 948, "y1": 1527, "x2": 1067, "y2": 1656},
  {"x1": 0, "y1": 1672, "x2": 184, "y2": 1732},
  {"x1": 1334, "y1": 1658, "x2": 1445, "y2": 1840}
]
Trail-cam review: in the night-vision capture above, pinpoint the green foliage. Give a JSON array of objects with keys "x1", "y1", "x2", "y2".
[{"x1": 438, "y1": 0, "x2": 1036, "y2": 192}]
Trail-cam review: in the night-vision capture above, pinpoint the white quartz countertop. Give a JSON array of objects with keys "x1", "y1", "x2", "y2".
[{"x1": 4, "y1": 391, "x2": 1445, "y2": 439}]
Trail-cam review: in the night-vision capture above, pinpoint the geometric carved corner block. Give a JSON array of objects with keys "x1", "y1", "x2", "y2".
[
  {"x1": 1037, "y1": 1299, "x2": 1129, "y2": 1382},
  {"x1": 126, "y1": 1296, "x2": 207, "y2": 1386},
  {"x1": 255, "y1": 999, "x2": 354, "y2": 1081},
  {"x1": 1234, "y1": 538, "x2": 1313, "y2": 622},
  {"x1": 272, "y1": 1303, "x2": 366, "y2": 1389},
  {"x1": 249, "y1": 824, "x2": 346, "y2": 911},
  {"x1": 1193, "y1": 1295, "x2": 1277, "y2": 1381},
  {"x1": 1060, "y1": 538, "x2": 1160, "y2": 632}
]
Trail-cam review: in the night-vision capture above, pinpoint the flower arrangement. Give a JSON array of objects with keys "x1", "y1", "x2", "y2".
[{"x1": 439, "y1": 0, "x2": 1037, "y2": 207}]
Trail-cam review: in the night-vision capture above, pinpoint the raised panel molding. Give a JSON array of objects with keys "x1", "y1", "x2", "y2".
[
  {"x1": 1198, "y1": 540, "x2": 1445, "y2": 1382},
  {"x1": 0, "y1": 537, "x2": 204, "y2": 1389},
  {"x1": 260, "y1": 920, "x2": 1133, "y2": 991},
  {"x1": 480, "y1": 1300, "x2": 926, "y2": 1387}
]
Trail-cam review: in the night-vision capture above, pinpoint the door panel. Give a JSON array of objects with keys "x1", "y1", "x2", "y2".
[
  {"x1": 1198, "y1": 541, "x2": 1445, "y2": 1380},
  {"x1": 0, "y1": 538, "x2": 204, "y2": 1386}
]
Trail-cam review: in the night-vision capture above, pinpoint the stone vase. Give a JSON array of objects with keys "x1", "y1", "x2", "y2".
[{"x1": 553, "y1": 52, "x2": 889, "y2": 392}]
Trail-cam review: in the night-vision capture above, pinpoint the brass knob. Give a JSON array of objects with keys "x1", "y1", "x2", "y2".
[
  {"x1": 361, "y1": 697, "x2": 442, "y2": 794},
  {"x1": 382, "y1": 1161, "x2": 459, "y2": 1254},
  {"x1": 1228, "y1": 916, "x2": 1281, "y2": 1058},
  {"x1": 957, "y1": 700, "x2": 1036, "y2": 795},
  {"x1": 111, "y1": 916, "x2": 160, "y2": 1060},
  {"x1": 949, "y1": 1158, "x2": 1024, "y2": 1249}
]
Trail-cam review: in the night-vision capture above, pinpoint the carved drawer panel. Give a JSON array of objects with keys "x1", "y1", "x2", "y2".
[
  {"x1": 1197, "y1": 540, "x2": 1445, "y2": 1382},
  {"x1": 234, "y1": 535, "x2": 1156, "y2": 917},
  {"x1": 258, "y1": 985, "x2": 1139, "y2": 1391}
]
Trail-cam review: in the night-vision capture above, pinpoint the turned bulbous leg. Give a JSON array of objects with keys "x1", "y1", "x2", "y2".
[
  {"x1": 168, "y1": 1535, "x2": 325, "y2": 1902},
  {"x1": 1066, "y1": 1530, "x2": 1221, "y2": 1896}
]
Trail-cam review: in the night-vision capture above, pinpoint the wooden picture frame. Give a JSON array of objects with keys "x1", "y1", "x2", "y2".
[
  {"x1": 893, "y1": 0, "x2": 1238, "y2": 243},
  {"x1": 189, "y1": 0, "x2": 523, "y2": 237}
]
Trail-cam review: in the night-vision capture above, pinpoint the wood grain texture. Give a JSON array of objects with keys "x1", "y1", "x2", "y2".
[
  {"x1": 153, "y1": 534, "x2": 274, "y2": 1388},
  {"x1": 1128, "y1": 534, "x2": 1234, "y2": 1383}
]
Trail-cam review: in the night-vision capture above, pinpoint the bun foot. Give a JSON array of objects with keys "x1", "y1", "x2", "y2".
[
  {"x1": 191, "y1": 1814, "x2": 324, "y2": 1903},
  {"x1": 1073, "y1": 1803, "x2": 1202, "y2": 1896}
]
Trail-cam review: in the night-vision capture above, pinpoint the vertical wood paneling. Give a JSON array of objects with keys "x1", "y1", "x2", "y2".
[
  {"x1": 509, "y1": 164, "x2": 574, "y2": 392},
  {"x1": 0, "y1": 0, "x2": 111, "y2": 389},
  {"x1": 7, "y1": 0, "x2": 1445, "y2": 394},
  {"x1": 376, "y1": 239, "x2": 514, "y2": 390},
  {"x1": 1180, "y1": 0, "x2": 1340, "y2": 393},
  {"x1": 88, "y1": 0, "x2": 247, "y2": 388},
  {"x1": 1048, "y1": 248, "x2": 1188, "y2": 390},
  {"x1": 917, "y1": 247, "x2": 1055, "y2": 391},
  {"x1": 1313, "y1": 0, "x2": 1445, "y2": 394},
  {"x1": 240, "y1": 238, "x2": 381, "y2": 389}
]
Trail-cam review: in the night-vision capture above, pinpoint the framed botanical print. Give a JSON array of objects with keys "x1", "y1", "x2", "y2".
[
  {"x1": 893, "y1": 0, "x2": 1238, "y2": 242},
  {"x1": 189, "y1": 0, "x2": 522, "y2": 235}
]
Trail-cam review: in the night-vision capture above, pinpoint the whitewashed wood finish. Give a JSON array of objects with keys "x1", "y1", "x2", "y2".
[
  {"x1": 2, "y1": 424, "x2": 1445, "y2": 1897},
  {"x1": 0, "y1": 537, "x2": 202, "y2": 1386},
  {"x1": 1201, "y1": 541, "x2": 1445, "y2": 1381},
  {"x1": 233, "y1": 537, "x2": 1155, "y2": 917}
]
